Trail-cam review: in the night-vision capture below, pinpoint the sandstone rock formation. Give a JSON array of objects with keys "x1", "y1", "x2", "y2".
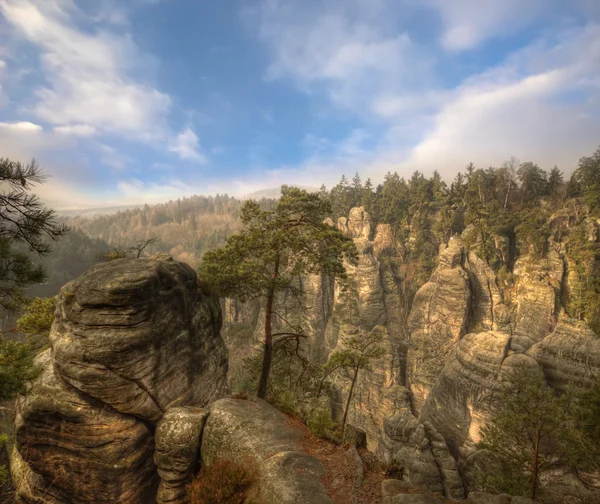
[
  {"x1": 51, "y1": 255, "x2": 228, "y2": 422},
  {"x1": 13, "y1": 350, "x2": 157, "y2": 503},
  {"x1": 527, "y1": 318, "x2": 600, "y2": 392},
  {"x1": 12, "y1": 255, "x2": 229, "y2": 503},
  {"x1": 201, "y1": 398, "x2": 333, "y2": 504},
  {"x1": 155, "y1": 406, "x2": 209, "y2": 504},
  {"x1": 407, "y1": 240, "x2": 469, "y2": 411}
]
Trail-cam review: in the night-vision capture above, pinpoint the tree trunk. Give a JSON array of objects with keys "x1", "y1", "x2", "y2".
[
  {"x1": 257, "y1": 257, "x2": 280, "y2": 399},
  {"x1": 341, "y1": 366, "x2": 360, "y2": 444},
  {"x1": 257, "y1": 288, "x2": 275, "y2": 399},
  {"x1": 504, "y1": 184, "x2": 511, "y2": 209},
  {"x1": 530, "y1": 429, "x2": 541, "y2": 501}
]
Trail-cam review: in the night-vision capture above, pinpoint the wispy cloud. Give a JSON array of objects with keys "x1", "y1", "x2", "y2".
[
  {"x1": 0, "y1": 121, "x2": 43, "y2": 132},
  {"x1": 168, "y1": 127, "x2": 207, "y2": 164},
  {"x1": 1, "y1": 0, "x2": 171, "y2": 140},
  {"x1": 53, "y1": 124, "x2": 96, "y2": 137},
  {"x1": 247, "y1": 0, "x2": 433, "y2": 116}
]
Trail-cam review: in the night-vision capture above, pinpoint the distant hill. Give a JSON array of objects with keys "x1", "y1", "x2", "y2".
[
  {"x1": 55, "y1": 204, "x2": 146, "y2": 217},
  {"x1": 241, "y1": 185, "x2": 319, "y2": 200}
]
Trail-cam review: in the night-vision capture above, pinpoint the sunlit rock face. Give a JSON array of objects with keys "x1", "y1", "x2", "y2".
[
  {"x1": 326, "y1": 208, "x2": 408, "y2": 451},
  {"x1": 50, "y1": 254, "x2": 228, "y2": 422},
  {"x1": 12, "y1": 256, "x2": 229, "y2": 504}
]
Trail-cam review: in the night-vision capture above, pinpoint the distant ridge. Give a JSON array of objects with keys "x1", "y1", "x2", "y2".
[
  {"x1": 53, "y1": 185, "x2": 319, "y2": 217},
  {"x1": 241, "y1": 185, "x2": 319, "y2": 199}
]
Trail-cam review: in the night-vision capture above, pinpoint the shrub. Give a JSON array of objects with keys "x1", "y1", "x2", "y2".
[
  {"x1": 186, "y1": 458, "x2": 257, "y2": 504},
  {"x1": 269, "y1": 389, "x2": 297, "y2": 416},
  {"x1": 307, "y1": 407, "x2": 337, "y2": 440}
]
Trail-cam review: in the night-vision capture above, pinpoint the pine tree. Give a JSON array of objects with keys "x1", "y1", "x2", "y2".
[
  {"x1": 0, "y1": 158, "x2": 68, "y2": 310},
  {"x1": 477, "y1": 367, "x2": 576, "y2": 500},
  {"x1": 200, "y1": 187, "x2": 358, "y2": 398}
]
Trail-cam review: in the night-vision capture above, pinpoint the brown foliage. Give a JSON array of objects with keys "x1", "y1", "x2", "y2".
[{"x1": 186, "y1": 458, "x2": 257, "y2": 504}]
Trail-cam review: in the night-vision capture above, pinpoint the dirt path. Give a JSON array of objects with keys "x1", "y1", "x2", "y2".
[{"x1": 284, "y1": 415, "x2": 385, "y2": 504}]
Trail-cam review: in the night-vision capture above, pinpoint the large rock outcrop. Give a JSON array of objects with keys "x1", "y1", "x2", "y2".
[
  {"x1": 201, "y1": 398, "x2": 333, "y2": 504},
  {"x1": 12, "y1": 255, "x2": 229, "y2": 503},
  {"x1": 13, "y1": 350, "x2": 157, "y2": 504},
  {"x1": 407, "y1": 238, "x2": 503, "y2": 413},
  {"x1": 51, "y1": 255, "x2": 228, "y2": 422},
  {"x1": 407, "y1": 240, "x2": 470, "y2": 411}
]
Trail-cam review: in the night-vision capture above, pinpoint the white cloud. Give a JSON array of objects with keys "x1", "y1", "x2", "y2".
[
  {"x1": 0, "y1": 120, "x2": 43, "y2": 132},
  {"x1": 53, "y1": 124, "x2": 96, "y2": 137},
  {"x1": 426, "y1": 0, "x2": 548, "y2": 51},
  {"x1": 393, "y1": 25, "x2": 600, "y2": 177},
  {"x1": 168, "y1": 127, "x2": 207, "y2": 164},
  {"x1": 0, "y1": 0, "x2": 171, "y2": 140},
  {"x1": 249, "y1": 0, "x2": 433, "y2": 114}
]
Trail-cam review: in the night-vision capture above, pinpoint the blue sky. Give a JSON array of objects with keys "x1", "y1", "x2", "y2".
[{"x1": 0, "y1": 0, "x2": 599, "y2": 208}]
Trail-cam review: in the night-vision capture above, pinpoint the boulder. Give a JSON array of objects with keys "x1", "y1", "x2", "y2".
[
  {"x1": 12, "y1": 350, "x2": 157, "y2": 504},
  {"x1": 154, "y1": 406, "x2": 209, "y2": 504},
  {"x1": 50, "y1": 255, "x2": 228, "y2": 422},
  {"x1": 201, "y1": 398, "x2": 332, "y2": 504},
  {"x1": 465, "y1": 492, "x2": 512, "y2": 504},
  {"x1": 381, "y1": 477, "x2": 446, "y2": 504}
]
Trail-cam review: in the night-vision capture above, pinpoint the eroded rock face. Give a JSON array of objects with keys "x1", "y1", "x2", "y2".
[
  {"x1": 51, "y1": 255, "x2": 228, "y2": 422},
  {"x1": 201, "y1": 398, "x2": 333, "y2": 504},
  {"x1": 12, "y1": 256, "x2": 229, "y2": 504},
  {"x1": 512, "y1": 251, "x2": 563, "y2": 345},
  {"x1": 12, "y1": 350, "x2": 157, "y2": 504},
  {"x1": 419, "y1": 331, "x2": 511, "y2": 454},
  {"x1": 407, "y1": 240, "x2": 470, "y2": 412},
  {"x1": 155, "y1": 406, "x2": 209, "y2": 504},
  {"x1": 527, "y1": 318, "x2": 600, "y2": 392}
]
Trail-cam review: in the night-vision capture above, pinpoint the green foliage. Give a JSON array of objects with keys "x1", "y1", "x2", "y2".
[
  {"x1": 0, "y1": 335, "x2": 38, "y2": 401},
  {"x1": 515, "y1": 204, "x2": 550, "y2": 258},
  {"x1": 565, "y1": 225, "x2": 600, "y2": 334},
  {"x1": 571, "y1": 147, "x2": 600, "y2": 215},
  {"x1": 17, "y1": 296, "x2": 56, "y2": 352},
  {"x1": 477, "y1": 367, "x2": 577, "y2": 500},
  {"x1": 200, "y1": 187, "x2": 357, "y2": 301},
  {"x1": 0, "y1": 433, "x2": 8, "y2": 487},
  {"x1": 186, "y1": 457, "x2": 257, "y2": 504},
  {"x1": 307, "y1": 407, "x2": 338, "y2": 440},
  {"x1": 0, "y1": 158, "x2": 68, "y2": 311}
]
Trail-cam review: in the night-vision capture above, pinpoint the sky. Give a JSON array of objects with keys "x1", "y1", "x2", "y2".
[{"x1": 0, "y1": 0, "x2": 599, "y2": 209}]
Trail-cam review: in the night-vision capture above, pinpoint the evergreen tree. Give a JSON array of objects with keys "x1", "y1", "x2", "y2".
[
  {"x1": 571, "y1": 147, "x2": 600, "y2": 214},
  {"x1": 362, "y1": 178, "x2": 375, "y2": 215},
  {"x1": 477, "y1": 367, "x2": 577, "y2": 500},
  {"x1": 0, "y1": 158, "x2": 68, "y2": 310},
  {"x1": 548, "y1": 166, "x2": 564, "y2": 198},
  {"x1": 324, "y1": 326, "x2": 386, "y2": 442},
  {"x1": 199, "y1": 187, "x2": 357, "y2": 398}
]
